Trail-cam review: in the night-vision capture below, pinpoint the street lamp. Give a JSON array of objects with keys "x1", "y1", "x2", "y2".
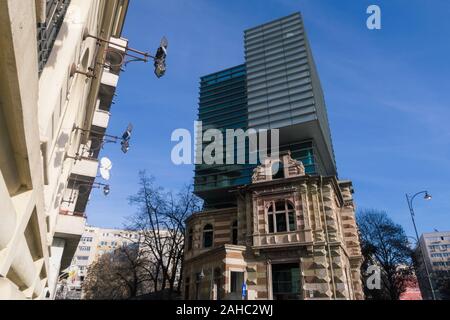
[
  {"x1": 62, "y1": 180, "x2": 111, "y2": 205},
  {"x1": 73, "y1": 124, "x2": 133, "y2": 156},
  {"x1": 83, "y1": 29, "x2": 168, "y2": 78},
  {"x1": 406, "y1": 190, "x2": 436, "y2": 300}
]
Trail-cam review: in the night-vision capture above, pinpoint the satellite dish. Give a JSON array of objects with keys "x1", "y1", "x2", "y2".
[
  {"x1": 99, "y1": 157, "x2": 113, "y2": 180},
  {"x1": 99, "y1": 167, "x2": 111, "y2": 181},
  {"x1": 100, "y1": 157, "x2": 113, "y2": 170}
]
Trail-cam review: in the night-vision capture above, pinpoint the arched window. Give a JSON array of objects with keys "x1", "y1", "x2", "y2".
[
  {"x1": 231, "y1": 220, "x2": 238, "y2": 245},
  {"x1": 272, "y1": 161, "x2": 285, "y2": 180},
  {"x1": 203, "y1": 224, "x2": 214, "y2": 248},
  {"x1": 187, "y1": 228, "x2": 193, "y2": 251},
  {"x1": 267, "y1": 201, "x2": 296, "y2": 233}
]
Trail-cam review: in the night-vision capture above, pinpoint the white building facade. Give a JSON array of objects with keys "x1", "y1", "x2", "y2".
[
  {"x1": 57, "y1": 226, "x2": 138, "y2": 299},
  {"x1": 416, "y1": 231, "x2": 450, "y2": 300},
  {"x1": 0, "y1": 0, "x2": 130, "y2": 299}
]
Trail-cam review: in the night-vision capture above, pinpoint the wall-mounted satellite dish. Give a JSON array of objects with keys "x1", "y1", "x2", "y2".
[{"x1": 99, "y1": 157, "x2": 113, "y2": 181}]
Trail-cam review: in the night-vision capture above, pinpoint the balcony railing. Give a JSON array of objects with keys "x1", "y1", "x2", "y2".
[{"x1": 37, "y1": 0, "x2": 71, "y2": 74}]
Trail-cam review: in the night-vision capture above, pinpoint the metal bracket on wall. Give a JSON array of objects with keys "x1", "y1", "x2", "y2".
[{"x1": 70, "y1": 63, "x2": 96, "y2": 79}]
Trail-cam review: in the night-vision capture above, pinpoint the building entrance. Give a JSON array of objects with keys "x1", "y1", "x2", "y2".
[{"x1": 272, "y1": 263, "x2": 301, "y2": 300}]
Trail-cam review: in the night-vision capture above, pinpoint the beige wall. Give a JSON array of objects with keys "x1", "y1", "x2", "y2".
[{"x1": 0, "y1": 0, "x2": 129, "y2": 300}]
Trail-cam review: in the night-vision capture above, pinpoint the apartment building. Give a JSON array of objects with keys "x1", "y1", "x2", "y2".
[
  {"x1": 416, "y1": 231, "x2": 450, "y2": 300},
  {"x1": 56, "y1": 226, "x2": 138, "y2": 299},
  {"x1": 0, "y1": 0, "x2": 130, "y2": 299}
]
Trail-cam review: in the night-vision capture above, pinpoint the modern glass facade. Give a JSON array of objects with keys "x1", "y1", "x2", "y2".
[
  {"x1": 194, "y1": 13, "x2": 336, "y2": 207},
  {"x1": 244, "y1": 12, "x2": 336, "y2": 176},
  {"x1": 195, "y1": 65, "x2": 254, "y2": 204}
]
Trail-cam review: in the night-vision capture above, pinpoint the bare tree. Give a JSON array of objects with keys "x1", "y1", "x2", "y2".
[
  {"x1": 83, "y1": 244, "x2": 153, "y2": 300},
  {"x1": 126, "y1": 171, "x2": 202, "y2": 297},
  {"x1": 357, "y1": 209, "x2": 413, "y2": 300}
]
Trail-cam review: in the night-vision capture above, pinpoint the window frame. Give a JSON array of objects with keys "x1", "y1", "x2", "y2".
[
  {"x1": 267, "y1": 200, "x2": 297, "y2": 234},
  {"x1": 271, "y1": 161, "x2": 285, "y2": 180},
  {"x1": 203, "y1": 224, "x2": 214, "y2": 248}
]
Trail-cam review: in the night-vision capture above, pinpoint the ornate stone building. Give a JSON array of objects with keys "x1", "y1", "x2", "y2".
[{"x1": 184, "y1": 152, "x2": 364, "y2": 300}]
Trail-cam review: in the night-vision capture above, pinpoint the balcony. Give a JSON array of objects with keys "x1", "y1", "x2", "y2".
[
  {"x1": 54, "y1": 210, "x2": 86, "y2": 270},
  {"x1": 60, "y1": 187, "x2": 79, "y2": 213},
  {"x1": 97, "y1": 36, "x2": 128, "y2": 111},
  {"x1": 106, "y1": 37, "x2": 128, "y2": 75},
  {"x1": 98, "y1": 69, "x2": 119, "y2": 111},
  {"x1": 71, "y1": 158, "x2": 98, "y2": 179},
  {"x1": 253, "y1": 231, "x2": 309, "y2": 248},
  {"x1": 92, "y1": 100, "x2": 111, "y2": 130}
]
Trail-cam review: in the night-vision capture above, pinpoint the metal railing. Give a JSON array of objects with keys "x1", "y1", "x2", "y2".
[{"x1": 37, "y1": 0, "x2": 71, "y2": 74}]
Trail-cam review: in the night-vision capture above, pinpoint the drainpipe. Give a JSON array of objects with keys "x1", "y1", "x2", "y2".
[{"x1": 319, "y1": 177, "x2": 337, "y2": 299}]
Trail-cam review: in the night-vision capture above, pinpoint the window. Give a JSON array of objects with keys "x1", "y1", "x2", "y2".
[
  {"x1": 272, "y1": 263, "x2": 301, "y2": 300},
  {"x1": 267, "y1": 201, "x2": 296, "y2": 233},
  {"x1": 203, "y1": 224, "x2": 214, "y2": 248},
  {"x1": 77, "y1": 256, "x2": 89, "y2": 261},
  {"x1": 37, "y1": 0, "x2": 71, "y2": 74},
  {"x1": 79, "y1": 246, "x2": 91, "y2": 252},
  {"x1": 232, "y1": 220, "x2": 238, "y2": 245},
  {"x1": 272, "y1": 161, "x2": 285, "y2": 180},
  {"x1": 433, "y1": 262, "x2": 446, "y2": 267},
  {"x1": 187, "y1": 228, "x2": 193, "y2": 251},
  {"x1": 230, "y1": 272, "x2": 244, "y2": 297}
]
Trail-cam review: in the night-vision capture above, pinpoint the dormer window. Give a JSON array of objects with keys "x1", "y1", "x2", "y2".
[
  {"x1": 267, "y1": 201, "x2": 296, "y2": 233},
  {"x1": 271, "y1": 161, "x2": 285, "y2": 180}
]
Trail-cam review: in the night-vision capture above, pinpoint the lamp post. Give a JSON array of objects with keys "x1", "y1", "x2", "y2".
[
  {"x1": 83, "y1": 29, "x2": 168, "y2": 78},
  {"x1": 62, "y1": 180, "x2": 111, "y2": 205},
  {"x1": 405, "y1": 191, "x2": 436, "y2": 300},
  {"x1": 73, "y1": 124, "x2": 133, "y2": 155}
]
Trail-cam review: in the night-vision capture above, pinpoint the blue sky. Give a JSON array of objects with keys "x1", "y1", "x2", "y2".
[{"x1": 87, "y1": 0, "x2": 450, "y2": 238}]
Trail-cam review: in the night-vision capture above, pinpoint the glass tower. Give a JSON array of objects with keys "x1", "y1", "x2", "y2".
[
  {"x1": 195, "y1": 13, "x2": 337, "y2": 208},
  {"x1": 194, "y1": 65, "x2": 254, "y2": 206}
]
